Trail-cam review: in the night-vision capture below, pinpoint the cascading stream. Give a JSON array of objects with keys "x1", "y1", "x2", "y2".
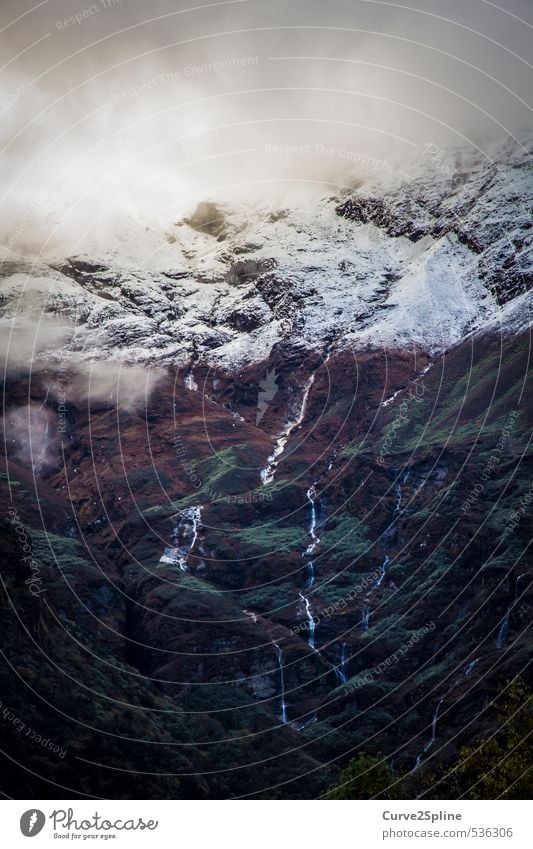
[
  {"x1": 413, "y1": 645, "x2": 486, "y2": 772},
  {"x1": 413, "y1": 697, "x2": 444, "y2": 771},
  {"x1": 299, "y1": 591, "x2": 316, "y2": 650},
  {"x1": 305, "y1": 486, "x2": 320, "y2": 555},
  {"x1": 243, "y1": 609, "x2": 258, "y2": 623},
  {"x1": 359, "y1": 471, "x2": 407, "y2": 628},
  {"x1": 333, "y1": 643, "x2": 349, "y2": 685},
  {"x1": 375, "y1": 555, "x2": 390, "y2": 587},
  {"x1": 260, "y1": 373, "x2": 317, "y2": 485},
  {"x1": 360, "y1": 545, "x2": 391, "y2": 630},
  {"x1": 184, "y1": 371, "x2": 198, "y2": 391},
  {"x1": 496, "y1": 573, "x2": 525, "y2": 649},
  {"x1": 393, "y1": 470, "x2": 410, "y2": 517},
  {"x1": 273, "y1": 642, "x2": 288, "y2": 723},
  {"x1": 291, "y1": 713, "x2": 318, "y2": 731},
  {"x1": 299, "y1": 481, "x2": 323, "y2": 651},
  {"x1": 394, "y1": 483, "x2": 402, "y2": 514},
  {"x1": 462, "y1": 658, "x2": 480, "y2": 677},
  {"x1": 160, "y1": 506, "x2": 203, "y2": 571}
]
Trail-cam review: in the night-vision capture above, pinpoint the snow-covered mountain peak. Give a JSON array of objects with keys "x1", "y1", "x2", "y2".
[{"x1": 1, "y1": 139, "x2": 531, "y2": 371}]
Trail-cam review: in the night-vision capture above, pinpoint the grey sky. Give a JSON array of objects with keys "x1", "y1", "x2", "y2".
[{"x1": 1, "y1": 0, "x2": 531, "y2": 248}]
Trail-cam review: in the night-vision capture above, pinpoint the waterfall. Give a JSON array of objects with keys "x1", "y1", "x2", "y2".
[
  {"x1": 495, "y1": 613, "x2": 509, "y2": 650},
  {"x1": 260, "y1": 373, "x2": 316, "y2": 485},
  {"x1": 341, "y1": 642, "x2": 348, "y2": 673},
  {"x1": 463, "y1": 658, "x2": 480, "y2": 678},
  {"x1": 260, "y1": 438, "x2": 286, "y2": 485},
  {"x1": 413, "y1": 697, "x2": 444, "y2": 770},
  {"x1": 295, "y1": 481, "x2": 322, "y2": 639},
  {"x1": 184, "y1": 372, "x2": 198, "y2": 391},
  {"x1": 394, "y1": 483, "x2": 402, "y2": 514},
  {"x1": 243, "y1": 609, "x2": 258, "y2": 623},
  {"x1": 413, "y1": 473, "x2": 428, "y2": 499},
  {"x1": 394, "y1": 470, "x2": 411, "y2": 515},
  {"x1": 357, "y1": 546, "x2": 389, "y2": 634},
  {"x1": 160, "y1": 506, "x2": 203, "y2": 571},
  {"x1": 273, "y1": 642, "x2": 288, "y2": 723},
  {"x1": 360, "y1": 478, "x2": 401, "y2": 628},
  {"x1": 327, "y1": 446, "x2": 343, "y2": 472},
  {"x1": 496, "y1": 574, "x2": 525, "y2": 649},
  {"x1": 375, "y1": 555, "x2": 390, "y2": 587},
  {"x1": 305, "y1": 486, "x2": 321, "y2": 554},
  {"x1": 39, "y1": 387, "x2": 50, "y2": 409},
  {"x1": 292, "y1": 712, "x2": 318, "y2": 731},
  {"x1": 299, "y1": 591, "x2": 316, "y2": 649},
  {"x1": 333, "y1": 643, "x2": 349, "y2": 685},
  {"x1": 303, "y1": 484, "x2": 321, "y2": 586},
  {"x1": 381, "y1": 388, "x2": 402, "y2": 408}
]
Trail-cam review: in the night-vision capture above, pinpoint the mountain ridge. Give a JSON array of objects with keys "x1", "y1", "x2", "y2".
[{"x1": 1, "y1": 137, "x2": 531, "y2": 373}]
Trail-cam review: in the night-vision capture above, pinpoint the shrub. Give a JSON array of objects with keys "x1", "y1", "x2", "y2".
[{"x1": 327, "y1": 752, "x2": 404, "y2": 799}]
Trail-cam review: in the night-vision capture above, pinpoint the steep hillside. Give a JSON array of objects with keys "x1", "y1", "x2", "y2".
[
  {"x1": 1, "y1": 135, "x2": 531, "y2": 798},
  {"x1": 1, "y1": 324, "x2": 530, "y2": 797}
]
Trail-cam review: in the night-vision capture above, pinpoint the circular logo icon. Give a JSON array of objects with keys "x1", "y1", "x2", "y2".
[{"x1": 20, "y1": 810, "x2": 46, "y2": 837}]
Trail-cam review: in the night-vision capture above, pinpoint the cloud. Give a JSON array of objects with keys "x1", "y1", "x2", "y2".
[
  {"x1": 0, "y1": 0, "x2": 531, "y2": 255},
  {"x1": 3, "y1": 403, "x2": 59, "y2": 474},
  {"x1": 67, "y1": 361, "x2": 166, "y2": 412},
  {"x1": 0, "y1": 316, "x2": 74, "y2": 375},
  {"x1": 2, "y1": 362, "x2": 166, "y2": 476}
]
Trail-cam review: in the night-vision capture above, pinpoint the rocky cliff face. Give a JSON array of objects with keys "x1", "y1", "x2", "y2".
[
  {"x1": 2, "y1": 135, "x2": 532, "y2": 370},
  {"x1": 1, "y1": 138, "x2": 532, "y2": 798}
]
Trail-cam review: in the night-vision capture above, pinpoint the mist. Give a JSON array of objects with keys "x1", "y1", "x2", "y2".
[
  {"x1": 65, "y1": 360, "x2": 166, "y2": 411},
  {"x1": 2, "y1": 359, "x2": 166, "y2": 477},
  {"x1": 1, "y1": 0, "x2": 532, "y2": 255}
]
